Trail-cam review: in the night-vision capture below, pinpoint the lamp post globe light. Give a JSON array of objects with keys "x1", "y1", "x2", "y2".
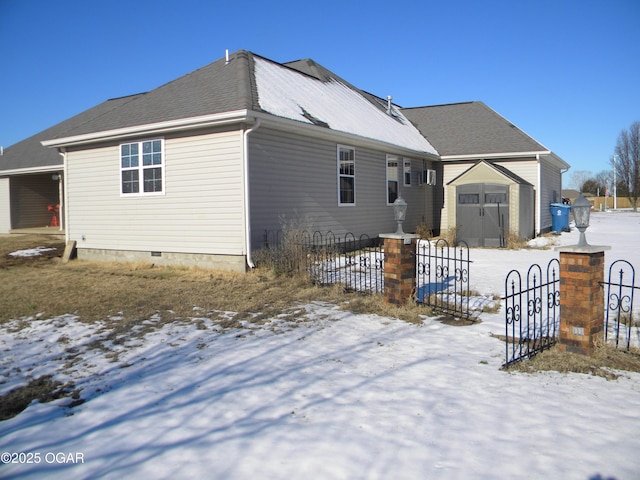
[
  {"x1": 572, "y1": 193, "x2": 591, "y2": 247},
  {"x1": 392, "y1": 196, "x2": 408, "y2": 235}
]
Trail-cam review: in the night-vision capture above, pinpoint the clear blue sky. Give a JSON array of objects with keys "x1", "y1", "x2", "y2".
[{"x1": 1, "y1": 0, "x2": 638, "y2": 185}]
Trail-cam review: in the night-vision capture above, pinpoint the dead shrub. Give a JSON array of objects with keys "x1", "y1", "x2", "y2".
[
  {"x1": 505, "y1": 231, "x2": 528, "y2": 250},
  {"x1": 254, "y1": 214, "x2": 315, "y2": 275},
  {"x1": 415, "y1": 223, "x2": 434, "y2": 239}
]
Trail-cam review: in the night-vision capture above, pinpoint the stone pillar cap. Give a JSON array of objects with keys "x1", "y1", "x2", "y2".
[
  {"x1": 555, "y1": 245, "x2": 611, "y2": 253},
  {"x1": 379, "y1": 233, "x2": 421, "y2": 240}
]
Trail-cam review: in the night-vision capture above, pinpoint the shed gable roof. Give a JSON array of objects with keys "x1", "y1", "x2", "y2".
[{"x1": 448, "y1": 160, "x2": 533, "y2": 186}]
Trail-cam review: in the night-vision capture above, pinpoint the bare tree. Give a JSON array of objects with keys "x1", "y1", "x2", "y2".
[
  {"x1": 569, "y1": 170, "x2": 593, "y2": 192},
  {"x1": 613, "y1": 121, "x2": 640, "y2": 211},
  {"x1": 595, "y1": 170, "x2": 613, "y2": 194}
]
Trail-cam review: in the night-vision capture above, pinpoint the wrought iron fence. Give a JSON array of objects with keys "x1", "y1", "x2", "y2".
[
  {"x1": 503, "y1": 259, "x2": 560, "y2": 367},
  {"x1": 415, "y1": 239, "x2": 472, "y2": 321},
  {"x1": 602, "y1": 260, "x2": 640, "y2": 351},
  {"x1": 261, "y1": 230, "x2": 384, "y2": 294}
]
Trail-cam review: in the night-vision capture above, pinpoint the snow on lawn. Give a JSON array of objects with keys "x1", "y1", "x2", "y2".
[
  {"x1": 8, "y1": 246, "x2": 57, "y2": 257},
  {"x1": 1, "y1": 211, "x2": 640, "y2": 479}
]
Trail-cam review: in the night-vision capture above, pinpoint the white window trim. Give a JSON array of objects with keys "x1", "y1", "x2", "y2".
[
  {"x1": 403, "y1": 159, "x2": 412, "y2": 187},
  {"x1": 337, "y1": 145, "x2": 356, "y2": 206},
  {"x1": 386, "y1": 154, "x2": 400, "y2": 205},
  {"x1": 120, "y1": 138, "x2": 166, "y2": 197}
]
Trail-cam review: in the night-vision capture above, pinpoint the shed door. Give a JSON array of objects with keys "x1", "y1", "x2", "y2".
[{"x1": 456, "y1": 183, "x2": 508, "y2": 247}]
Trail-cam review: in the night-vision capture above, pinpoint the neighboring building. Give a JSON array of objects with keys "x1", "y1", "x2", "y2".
[{"x1": 0, "y1": 51, "x2": 569, "y2": 270}]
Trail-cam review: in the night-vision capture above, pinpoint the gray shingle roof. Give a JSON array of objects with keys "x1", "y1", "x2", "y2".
[
  {"x1": 402, "y1": 101, "x2": 548, "y2": 157},
  {"x1": 2, "y1": 52, "x2": 566, "y2": 174},
  {"x1": 0, "y1": 93, "x2": 144, "y2": 172},
  {"x1": 46, "y1": 50, "x2": 258, "y2": 141},
  {"x1": 3, "y1": 49, "x2": 436, "y2": 172}
]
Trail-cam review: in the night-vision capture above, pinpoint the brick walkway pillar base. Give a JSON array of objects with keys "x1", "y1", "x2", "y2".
[
  {"x1": 555, "y1": 245, "x2": 610, "y2": 355},
  {"x1": 380, "y1": 233, "x2": 420, "y2": 305}
]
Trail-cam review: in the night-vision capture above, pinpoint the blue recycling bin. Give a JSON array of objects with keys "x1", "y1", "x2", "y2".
[{"x1": 550, "y1": 203, "x2": 571, "y2": 233}]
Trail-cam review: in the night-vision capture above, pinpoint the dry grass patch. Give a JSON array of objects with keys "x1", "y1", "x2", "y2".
[
  {"x1": 505, "y1": 343, "x2": 640, "y2": 380},
  {"x1": 0, "y1": 258, "x2": 352, "y2": 325},
  {"x1": 0, "y1": 375, "x2": 81, "y2": 421},
  {"x1": 338, "y1": 293, "x2": 435, "y2": 324},
  {"x1": 1, "y1": 234, "x2": 441, "y2": 329}
]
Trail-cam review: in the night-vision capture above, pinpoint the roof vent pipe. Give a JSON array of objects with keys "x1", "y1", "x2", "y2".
[
  {"x1": 386, "y1": 95, "x2": 392, "y2": 115},
  {"x1": 225, "y1": 49, "x2": 229, "y2": 65}
]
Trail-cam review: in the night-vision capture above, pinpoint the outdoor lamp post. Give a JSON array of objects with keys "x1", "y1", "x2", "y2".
[
  {"x1": 572, "y1": 193, "x2": 591, "y2": 247},
  {"x1": 393, "y1": 196, "x2": 408, "y2": 235}
]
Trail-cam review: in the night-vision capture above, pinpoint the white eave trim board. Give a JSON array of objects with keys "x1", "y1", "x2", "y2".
[
  {"x1": 40, "y1": 107, "x2": 440, "y2": 160},
  {"x1": 41, "y1": 110, "x2": 251, "y2": 148},
  {"x1": 440, "y1": 150, "x2": 551, "y2": 161},
  {"x1": 441, "y1": 151, "x2": 569, "y2": 170},
  {"x1": 0, "y1": 164, "x2": 64, "y2": 176}
]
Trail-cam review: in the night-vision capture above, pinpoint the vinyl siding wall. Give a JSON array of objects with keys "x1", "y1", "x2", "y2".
[
  {"x1": 538, "y1": 159, "x2": 563, "y2": 231},
  {"x1": 66, "y1": 128, "x2": 245, "y2": 256},
  {"x1": 0, "y1": 178, "x2": 10, "y2": 233},
  {"x1": 248, "y1": 127, "x2": 436, "y2": 248}
]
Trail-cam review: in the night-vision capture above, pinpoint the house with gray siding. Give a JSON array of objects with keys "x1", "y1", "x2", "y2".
[{"x1": 0, "y1": 50, "x2": 569, "y2": 270}]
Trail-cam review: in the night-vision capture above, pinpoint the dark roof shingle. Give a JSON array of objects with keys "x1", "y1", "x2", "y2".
[
  {"x1": 47, "y1": 50, "x2": 258, "y2": 140},
  {"x1": 402, "y1": 101, "x2": 548, "y2": 156}
]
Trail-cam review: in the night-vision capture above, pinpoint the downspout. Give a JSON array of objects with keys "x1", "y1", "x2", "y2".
[
  {"x1": 536, "y1": 153, "x2": 541, "y2": 236},
  {"x1": 243, "y1": 118, "x2": 261, "y2": 269},
  {"x1": 57, "y1": 172, "x2": 63, "y2": 232},
  {"x1": 59, "y1": 148, "x2": 69, "y2": 242}
]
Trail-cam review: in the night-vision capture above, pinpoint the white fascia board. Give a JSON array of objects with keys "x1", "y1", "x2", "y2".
[
  {"x1": 547, "y1": 152, "x2": 571, "y2": 170},
  {"x1": 442, "y1": 150, "x2": 570, "y2": 172},
  {"x1": 440, "y1": 150, "x2": 550, "y2": 161},
  {"x1": 41, "y1": 110, "x2": 251, "y2": 148},
  {"x1": 252, "y1": 111, "x2": 441, "y2": 160},
  {"x1": 0, "y1": 164, "x2": 64, "y2": 176}
]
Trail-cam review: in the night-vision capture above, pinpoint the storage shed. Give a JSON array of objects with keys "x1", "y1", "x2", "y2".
[{"x1": 448, "y1": 160, "x2": 534, "y2": 247}]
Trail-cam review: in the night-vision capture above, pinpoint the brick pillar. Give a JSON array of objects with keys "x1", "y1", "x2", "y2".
[
  {"x1": 556, "y1": 246, "x2": 609, "y2": 355},
  {"x1": 380, "y1": 234, "x2": 419, "y2": 305}
]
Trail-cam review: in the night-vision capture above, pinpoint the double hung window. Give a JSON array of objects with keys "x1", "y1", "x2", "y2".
[
  {"x1": 403, "y1": 160, "x2": 412, "y2": 186},
  {"x1": 120, "y1": 139, "x2": 164, "y2": 195},
  {"x1": 338, "y1": 146, "x2": 355, "y2": 205},
  {"x1": 387, "y1": 155, "x2": 400, "y2": 204}
]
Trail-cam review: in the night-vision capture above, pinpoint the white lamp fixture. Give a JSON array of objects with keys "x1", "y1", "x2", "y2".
[
  {"x1": 572, "y1": 193, "x2": 591, "y2": 247},
  {"x1": 393, "y1": 196, "x2": 408, "y2": 235}
]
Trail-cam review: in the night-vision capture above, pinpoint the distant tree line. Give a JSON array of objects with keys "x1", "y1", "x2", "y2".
[{"x1": 570, "y1": 121, "x2": 640, "y2": 211}]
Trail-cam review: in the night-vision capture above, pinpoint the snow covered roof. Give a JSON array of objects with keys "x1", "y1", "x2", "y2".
[{"x1": 254, "y1": 57, "x2": 438, "y2": 155}]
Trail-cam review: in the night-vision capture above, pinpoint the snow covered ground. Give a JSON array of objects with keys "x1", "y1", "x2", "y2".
[{"x1": 1, "y1": 211, "x2": 639, "y2": 479}]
